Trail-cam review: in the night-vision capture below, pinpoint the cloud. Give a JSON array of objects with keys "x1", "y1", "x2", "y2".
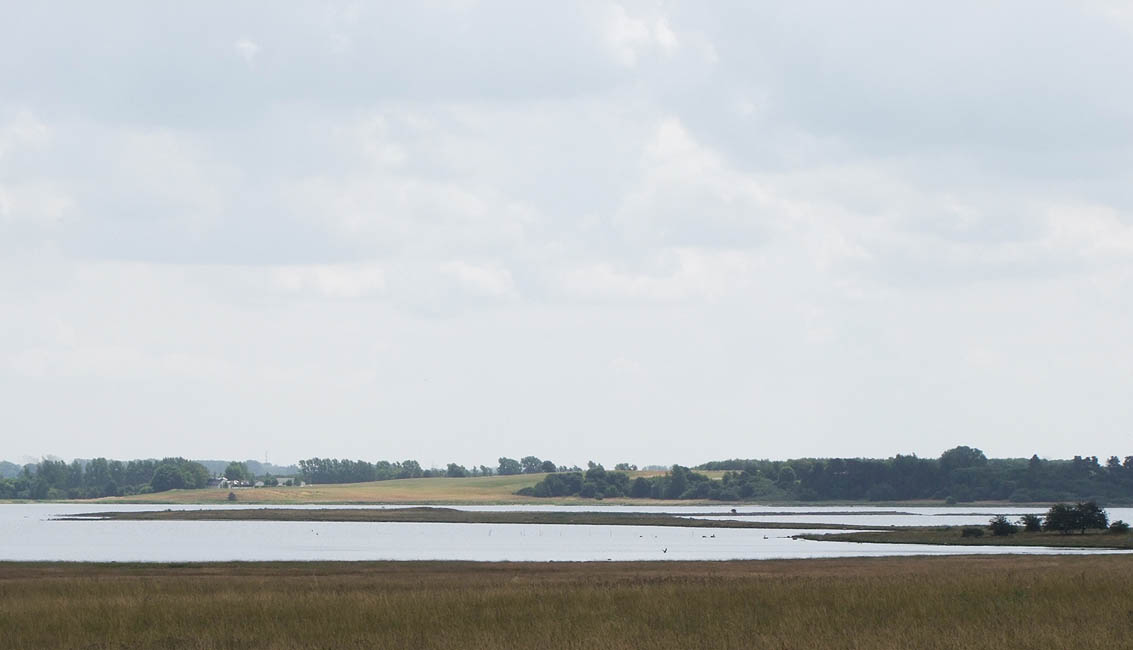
[
  {"x1": 266, "y1": 263, "x2": 387, "y2": 299},
  {"x1": 2, "y1": 2, "x2": 1132, "y2": 462},
  {"x1": 602, "y1": 5, "x2": 680, "y2": 66},
  {"x1": 234, "y1": 37, "x2": 260, "y2": 65},
  {"x1": 560, "y1": 248, "x2": 755, "y2": 302},
  {"x1": 439, "y1": 260, "x2": 515, "y2": 298}
]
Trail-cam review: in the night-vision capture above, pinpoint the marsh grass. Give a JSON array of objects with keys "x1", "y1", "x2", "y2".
[{"x1": 2, "y1": 556, "x2": 1132, "y2": 649}]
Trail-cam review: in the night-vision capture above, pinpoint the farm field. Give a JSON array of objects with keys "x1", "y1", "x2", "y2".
[
  {"x1": 2, "y1": 555, "x2": 1132, "y2": 649},
  {"x1": 83, "y1": 471, "x2": 725, "y2": 506}
]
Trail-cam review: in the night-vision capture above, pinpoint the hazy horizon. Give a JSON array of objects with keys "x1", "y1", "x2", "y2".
[{"x1": 3, "y1": 2, "x2": 1131, "y2": 466}]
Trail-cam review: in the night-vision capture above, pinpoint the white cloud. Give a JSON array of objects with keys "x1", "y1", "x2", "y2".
[
  {"x1": 267, "y1": 263, "x2": 386, "y2": 299},
  {"x1": 0, "y1": 181, "x2": 76, "y2": 225},
  {"x1": 560, "y1": 248, "x2": 755, "y2": 302},
  {"x1": 0, "y1": 110, "x2": 51, "y2": 159},
  {"x1": 2, "y1": 3, "x2": 1133, "y2": 463},
  {"x1": 234, "y1": 37, "x2": 260, "y2": 65},
  {"x1": 601, "y1": 5, "x2": 680, "y2": 66},
  {"x1": 439, "y1": 260, "x2": 515, "y2": 298}
]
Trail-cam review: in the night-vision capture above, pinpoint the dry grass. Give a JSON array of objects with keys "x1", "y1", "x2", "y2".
[
  {"x1": 84, "y1": 471, "x2": 725, "y2": 506},
  {"x1": 2, "y1": 556, "x2": 1132, "y2": 649}
]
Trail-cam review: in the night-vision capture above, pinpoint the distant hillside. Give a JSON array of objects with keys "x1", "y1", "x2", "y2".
[{"x1": 0, "y1": 460, "x2": 23, "y2": 479}]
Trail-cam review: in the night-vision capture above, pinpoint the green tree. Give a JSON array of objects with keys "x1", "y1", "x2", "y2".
[
  {"x1": 1019, "y1": 513, "x2": 1043, "y2": 532},
  {"x1": 988, "y1": 515, "x2": 1017, "y2": 536},
  {"x1": 150, "y1": 465, "x2": 185, "y2": 492},
  {"x1": 224, "y1": 461, "x2": 249, "y2": 482},
  {"x1": 940, "y1": 446, "x2": 988, "y2": 473},
  {"x1": 1044, "y1": 502, "x2": 1108, "y2": 534},
  {"x1": 520, "y1": 456, "x2": 543, "y2": 474},
  {"x1": 497, "y1": 457, "x2": 522, "y2": 475}
]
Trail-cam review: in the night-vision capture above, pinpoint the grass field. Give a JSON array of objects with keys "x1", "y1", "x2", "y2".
[
  {"x1": 2, "y1": 556, "x2": 1132, "y2": 649},
  {"x1": 800, "y1": 527, "x2": 1133, "y2": 550},
  {"x1": 69, "y1": 506, "x2": 880, "y2": 530},
  {"x1": 85, "y1": 472, "x2": 730, "y2": 506}
]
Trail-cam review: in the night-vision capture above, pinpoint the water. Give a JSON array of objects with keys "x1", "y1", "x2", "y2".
[{"x1": 2, "y1": 503, "x2": 1129, "y2": 562}]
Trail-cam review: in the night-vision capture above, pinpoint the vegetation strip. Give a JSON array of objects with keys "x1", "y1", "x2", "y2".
[
  {"x1": 65, "y1": 507, "x2": 887, "y2": 530},
  {"x1": 797, "y1": 528, "x2": 1133, "y2": 549},
  {"x1": 2, "y1": 556, "x2": 1132, "y2": 649}
]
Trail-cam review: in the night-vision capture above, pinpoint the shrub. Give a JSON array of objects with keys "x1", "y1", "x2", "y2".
[
  {"x1": 961, "y1": 527, "x2": 984, "y2": 538},
  {"x1": 988, "y1": 515, "x2": 1017, "y2": 536},
  {"x1": 227, "y1": 491, "x2": 237, "y2": 502},
  {"x1": 1109, "y1": 520, "x2": 1130, "y2": 534},
  {"x1": 1019, "y1": 514, "x2": 1043, "y2": 532}
]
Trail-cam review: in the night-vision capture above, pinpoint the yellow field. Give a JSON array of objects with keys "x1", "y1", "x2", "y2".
[
  {"x1": 3, "y1": 555, "x2": 1131, "y2": 649},
  {"x1": 88, "y1": 471, "x2": 725, "y2": 505}
]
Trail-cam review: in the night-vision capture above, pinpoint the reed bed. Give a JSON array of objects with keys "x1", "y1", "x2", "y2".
[{"x1": 2, "y1": 556, "x2": 1131, "y2": 649}]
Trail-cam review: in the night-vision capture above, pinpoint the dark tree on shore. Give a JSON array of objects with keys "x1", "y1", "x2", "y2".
[
  {"x1": 1043, "y1": 502, "x2": 1108, "y2": 534},
  {"x1": 988, "y1": 515, "x2": 1017, "y2": 536}
]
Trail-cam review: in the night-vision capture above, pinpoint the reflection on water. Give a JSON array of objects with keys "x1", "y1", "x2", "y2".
[{"x1": 1, "y1": 504, "x2": 1128, "y2": 562}]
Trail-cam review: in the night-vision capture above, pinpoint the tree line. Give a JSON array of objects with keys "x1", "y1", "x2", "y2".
[
  {"x1": 296, "y1": 455, "x2": 575, "y2": 484},
  {"x1": 983, "y1": 502, "x2": 1127, "y2": 537},
  {"x1": 0, "y1": 457, "x2": 211, "y2": 499},
  {"x1": 0, "y1": 452, "x2": 574, "y2": 498},
  {"x1": 519, "y1": 447, "x2": 1133, "y2": 502}
]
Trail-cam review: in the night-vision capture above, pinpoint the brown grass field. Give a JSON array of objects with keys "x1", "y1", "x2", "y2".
[
  {"x1": 2, "y1": 556, "x2": 1132, "y2": 649},
  {"x1": 83, "y1": 472, "x2": 725, "y2": 506}
]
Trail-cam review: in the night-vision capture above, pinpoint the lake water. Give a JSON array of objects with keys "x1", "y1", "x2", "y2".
[{"x1": 1, "y1": 504, "x2": 1129, "y2": 562}]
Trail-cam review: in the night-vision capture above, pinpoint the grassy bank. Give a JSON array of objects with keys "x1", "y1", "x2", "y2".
[
  {"x1": 81, "y1": 472, "x2": 720, "y2": 505},
  {"x1": 68, "y1": 506, "x2": 882, "y2": 530},
  {"x1": 799, "y1": 527, "x2": 1133, "y2": 549},
  {"x1": 91, "y1": 474, "x2": 551, "y2": 505},
  {"x1": 3, "y1": 556, "x2": 1132, "y2": 649}
]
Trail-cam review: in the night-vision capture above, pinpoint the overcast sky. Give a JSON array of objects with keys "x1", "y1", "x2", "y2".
[{"x1": 2, "y1": 1, "x2": 1131, "y2": 468}]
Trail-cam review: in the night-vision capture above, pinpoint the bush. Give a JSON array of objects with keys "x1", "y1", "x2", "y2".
[
  {"x1": 1109, "y1": 520, "x2": 1130, "y2": 534},
  {"x1": 1019, "y1": 513, "x2": 1043, "y2": 532},
  {"x1": 988, "y1": 515, "x2": 1017, "y2": 536},
  {"x1": 961, "y1": 527, "x2": 984, "y2": 538},
  {"x1": 227, "y1": 491, "x2": 237, "y2": 502}
]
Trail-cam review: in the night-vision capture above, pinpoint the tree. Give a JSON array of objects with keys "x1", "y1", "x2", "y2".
[
  {"x1": 446, "y1": 463, "x2": 468, "y2": 478},
  {"x1": 1043, "y1": 502, "x2": 1108, "y2": 534},
  {"x1": 1074, "y1": 501, "x2": 1108, "y2": 533},
  {"x1": 1019, "y1": 513, "x2": 1043, "y2": 532},
  {"x1": 224, "y1": 461, "x2": 249, "y2": 482},
  {"x1": 940, "y1": 446, "x2": 988, "y2": 473},
  {"x1": 540, "y1": 460, "x2": 557, "y2": 473},
  {"x1": 520, "y1": 456, "x2": 543, "y2": 474},
  {"x1": 150, "y1": 464, "x2": 185, "y2": 492},
  {"x1": 497, "y1": 457, "x2": 521, "y2": 475},
  {"x1": 988, "y1": 515, "x2": 1017, "y2": 536}
]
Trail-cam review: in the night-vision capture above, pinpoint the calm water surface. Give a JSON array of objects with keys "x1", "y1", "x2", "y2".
[{"x1": 1, "y1": 504, "x2": 1128, "y2": 562}]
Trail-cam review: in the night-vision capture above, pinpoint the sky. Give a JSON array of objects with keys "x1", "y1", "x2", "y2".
[{"x1": 2, "y1": 1, "x2": 1132, "y2": 468}]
